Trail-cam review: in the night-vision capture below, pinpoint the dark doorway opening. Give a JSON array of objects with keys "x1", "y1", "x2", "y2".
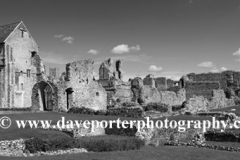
[{"x1": 66, "y1": 88, "x2": 74, "y2": 109}]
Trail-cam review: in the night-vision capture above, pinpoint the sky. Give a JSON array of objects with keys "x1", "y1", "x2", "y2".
[{"x1": 1, "y1": 0, "x2": 240, "y2": 81}]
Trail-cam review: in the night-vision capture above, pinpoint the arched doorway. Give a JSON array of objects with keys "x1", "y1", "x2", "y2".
[{"x1": 32, "y1": 81, "x2": 58, "y2": 111}]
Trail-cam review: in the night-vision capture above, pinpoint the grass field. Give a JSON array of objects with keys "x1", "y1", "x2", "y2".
[
  {"x1": 1, "y1": 145, "x2": 240, "y2": 160},
  {"x1": 1, "y1": 106, "x2": 240, "y2": 159}
]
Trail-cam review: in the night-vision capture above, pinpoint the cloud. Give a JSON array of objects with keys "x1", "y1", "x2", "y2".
[
  {"x1": 233, "y1": 48, "x2": 240, "y2": 62},
  {"x1": 198, "y1": 61, "x2": 228, "y2": 73},
  {"x1": 197, "y1": 61, "x2": 215, "y2": 68},
  {"x1": 62, "y1": 36, "x2": 74, "y2": 44},
  {"x1": 54, "y1": 34, "x2": 63, "y2": 38},
  {"x1": 94, "y1": 54, "x2": 152, "y2": 65},
  {"x1": 111, "y1": 44, "x2": 140, "y2": 54},
  {"x1": 148, "y1": 65, "x2": 163, "y2": 72},
  {"x1": 210, "y1": 67, "x2": 219, "y2": 73},
  {"x1": 221, "y1": 67, "x2": 227, "y2": 71},
  {"x1": 54, "y1": 34, "x2": 74, "y2": 44},
  {"x1": 88, "y1": 49, "x2": 99, "y2": 55}
]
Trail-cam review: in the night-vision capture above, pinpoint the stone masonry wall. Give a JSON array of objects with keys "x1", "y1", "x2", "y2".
[
  {"x1": 61, "y1": 60, "x2": 107, "y2": 111},
  {"x1": 187, "y1": 71, "x2": 240, "y2": 91},
  {"x1": 160, "y1": 88, "x2": 186, "y2": 106},
  {"x1": 185, "y1": 81, "x2": 220, "y2": 100},
  {"x1": 2, "y1": 23, "x2": 39, "y2": 108},
  {"x1": 155, "y1": 77, "x2": 167, "y2": 91}
]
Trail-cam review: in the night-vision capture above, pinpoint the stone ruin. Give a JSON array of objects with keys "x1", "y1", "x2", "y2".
[
  {"x1": 97, "y1": 58, "x2": 237, "y2": 112},
  {"x1": 0, "y1": 21, "x2": 237, "y2": 113},
  {"x1": 178, "y1": 71, "x2": 237, "y2": 112},
  {"x1": 98, "y1": 58, "x2": 186, "y2": 107},
  {"x1": 98, "y1": 58, "x2": 133, "y2": 105}
]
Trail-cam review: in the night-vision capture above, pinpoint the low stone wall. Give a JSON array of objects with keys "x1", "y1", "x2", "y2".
[{"x1": 0, "y1": 139, "x2": 25, "y2": 157}]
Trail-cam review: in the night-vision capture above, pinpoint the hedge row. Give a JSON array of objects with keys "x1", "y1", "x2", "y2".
[
  {"x1": 142, "y1": 102, "x2": 170, "y2": 112},
  {"x1": 68, "y1": 107, "x2": 143, "y2": 118},
  {"x1": 0, "y1": 107, "x2": 32, "y2": 111},
  {"x1": 204, "y1": 131, "x2": 240, "y2": 142},
  {"x1": 25, "y1": 137, "x2": 144, "y2": 153},
  {"x1": 105, "y1": 123, "x2": 137, "y2": 136}
]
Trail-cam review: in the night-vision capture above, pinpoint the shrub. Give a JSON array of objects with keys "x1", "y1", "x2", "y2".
[
  {"x1": 68, "y1": 107, "x2": 143, "y2": 118},
  {"x1": 204, "y1": 131, "x2": 240, "y2": 142},
  {"x1": 105, "y1": 123, "x2": 137, "y2": 136},
  {"x1": 25, "y1": 137, "x2": 144, "y2": 153},
  {"x1": 142, "y1": 102, "x2": 170, "y2": 112},
  {"x1": 0, "y1": 107, "x2": 32, "y2": 111},
  {"x1": 25, "y1": 137, "x2": 50, "y2": 153},
  {"x1": 106, "y1": 108, "x2": 143, "y2": 118},
  {"x1": 172, "y1": 105, "x2": 183, "y2": 112},
  {"x1": 77, "y1": 137, "x2": 144, "y2": 152}
]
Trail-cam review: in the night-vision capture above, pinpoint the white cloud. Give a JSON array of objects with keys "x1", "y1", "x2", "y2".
[
  {"x1": 148, "y1": 65, "x2": 163, "y2": 72},
  {"x1": 62, "y1": 36, "x2": 74, "y2": 44},
  {"x1": 54, "y1": 34, "x2": 63, "y2": 38},
  {"x1": 233, "y1": 48, "x2": 240, "y2": 62},
  {"x1": 233, "y1": 48, "x2": 240, "y2": 56},
  {"x1": 198, "y1": 61, "x2": 228, "y2": 73},
  {"x1": 197, "y1": 61, "x2": 215, "y2": 68},
  {"x1": 54, "y1": 34, "x2": 74, "y2": 44},
  {"x1": 111, "y1": 44, "x2": 140, "y2": 54},
  {"x1": 88, "y1": 49, "x2": 99, "y2": 55},
  {"x1": 94, "y1": 54, "x2": 151, "y2": 65},
  {"x1": 221, "y1": 67, "x2": 227, "y2": 71},
  {"x1": 210, "y1": 67, "x2": 219, "y2": 73},
  {"x1": 131, "y1": 45, "x2": 140, "y2": 51}
]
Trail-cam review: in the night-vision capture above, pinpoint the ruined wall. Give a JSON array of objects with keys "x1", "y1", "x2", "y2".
[
  {"x1": 60, "y1": 60, "x2": 107, "y2": 111},
  {"x1": 49, "y1": 67, "x2": 60, "y2": 80},
  {"x1": 113, "y1": 81, "x2": 133, "y2": 103},
  {"x1": 185, "y1": 81, "x2": 220, "y2": 100},
  {"x1": 187, "y1": 71, "x2": 240, "y2": 91},
  {"x1": 208, "y1": 89, "x2": 235, "y2": 109},
  {"x1": 160, "y1": 88, "x2": 186, "y2": 106},
  {"x1": 131, "y1": 77, "x2": 162, "y2": 104},
  {"x1": 1, "y1": 23, "x2": 39, "y2": 108},
  {"x1": 143, "y1": 74, "x2": 155, "y2": 88},
  {"x1": 167, "y1": 79, "x2": 174, "y2": 88},
  {"x1": 99, "y1": 58, "x2": 115, "y2": 80},
  {"x1": 98, "y1": 59, "x2": 133, "y2": 105},
  {"x1": 155, "y1": 77, "x2": 167, "y2": 91},
  {"x1": 140, "y1": 85, "x2": 161, "y2": 104}
]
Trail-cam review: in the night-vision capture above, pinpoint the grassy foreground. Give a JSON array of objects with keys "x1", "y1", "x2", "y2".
[
  {"x1": 0, "y1": 106, "x2": 240, "y2": 159},
  {"x1": 0, "y1": 145, "x2": 240, "y2": 160}
]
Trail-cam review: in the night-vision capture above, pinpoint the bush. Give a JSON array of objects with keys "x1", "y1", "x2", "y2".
[
  {"x1": 0, "y1": 107, "x2": 31, "y2": 111},
  {"x1": 77, "y1": 137, "x2": 144, "y2": 152},
  {"x1": 172, "y1": 105, "x2": 183, "y2": 112},
  {"x1": 204, "y1": 131, "x2": 240, "y2": 142},
  {"x1": 25, "y1": 137, "x2": 144, "y2": 153},
  {"x1": 142, "y1": 102, "x2": 170, "y2": 112},
  {"x1": 25, "y1": 137, "x2": 50, "y2": 153},
  {"x1": 68, "y1": 107, "x2": 143, "y2": 118},
  {"x1": 105, "y1": 123, "x2": 137, "y2": 136},
  {"x1": 106, "y1": 108, "x2": 143, "y2": 118}
]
